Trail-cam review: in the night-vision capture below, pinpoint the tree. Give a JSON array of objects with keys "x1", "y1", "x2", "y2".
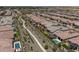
[
  {"x1": 44, "y1": 45, "x2": 48, "y2": 50},
  {"x1": 43, "y1": 40, "x2": 45, "y2": 43},
  {"x1": 31, "y1": 46, "x2": 33, "y2": 51}
]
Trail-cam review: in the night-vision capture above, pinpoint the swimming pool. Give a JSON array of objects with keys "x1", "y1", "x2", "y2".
[{"x1": 15, "y1": 43, "x2": 20, "y2": 49}]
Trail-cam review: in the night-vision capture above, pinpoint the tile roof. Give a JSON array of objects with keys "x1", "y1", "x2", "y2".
[
  {"x1": 0, "y1": 25, "x2": 12, "y2": 32},
  {"x1": 69, "y1": 36, "x2": 79, "y2": 45},
  {"x1": 27, "y1": 14, "x2": 79, "y2": 46},
  {"x1": 0, "y1": 38, "x2": 14, "y2": 52},
  {"x1": 0, "y1": 30, "x2": 14, "y2": 39},
  {"x1": 54, "y1": 30, "x2": 79, "y2": 40}
]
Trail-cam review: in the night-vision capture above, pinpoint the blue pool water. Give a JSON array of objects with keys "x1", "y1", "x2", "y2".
[{"x1": 15, "y1": 43, "x2": 20, "y2": 49}]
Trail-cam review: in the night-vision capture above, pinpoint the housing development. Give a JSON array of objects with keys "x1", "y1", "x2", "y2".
[{"x1": 0, "y1": 7, "x2": 79, "y2": 52}]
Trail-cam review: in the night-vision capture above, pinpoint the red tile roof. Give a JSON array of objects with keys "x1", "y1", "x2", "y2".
[
  {"x1": 27, "y1": 14, "x2": 79, "y2": 45},
  {"x1": 0, "y1": 38, "x2": 14, "y2": 52},
  {"x1": 0, "y1": 25, "x2": 12, "y2": 32},
  {"x1": 0, "y1": 25, "x2": 14, "y2": 51},
  {"x1": 0, "y1": 30, "x2": 14, "y2": 39},
  {"x1": 69, "y1": 36, "x2": 79, "y2": 45},
  {"x1": 54, "y1": 30, "x2": 79, "y2": 40}
]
